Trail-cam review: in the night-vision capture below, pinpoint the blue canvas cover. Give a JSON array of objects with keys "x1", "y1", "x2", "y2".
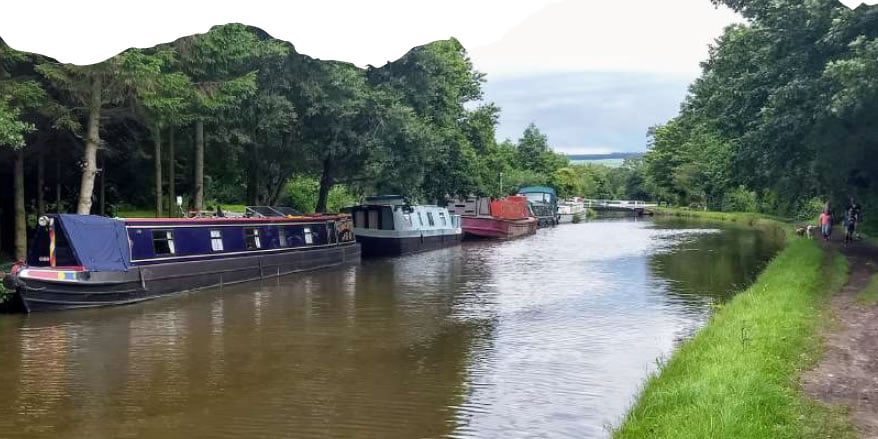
[{"x1": 58, "y1": 214, "x2": 131, "y2": 272}]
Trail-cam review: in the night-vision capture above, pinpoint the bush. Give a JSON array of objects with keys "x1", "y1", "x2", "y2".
[
  {"x1": 721, "y1": 186, "x2": 757, "y2": 213},
  {"x1": 287, "y1": 176, "x2": 357, "y2": 213},
  {"x1": 794, "y1": 197, "x2": 825, "y2": 223}
]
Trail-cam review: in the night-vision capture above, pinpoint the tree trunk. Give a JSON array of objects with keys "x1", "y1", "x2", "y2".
[
  {"x1": 99, "y1": 153, "x2": 106, "y2": 216},
  {"x1": 37, "y1": 150, "x2": 45, "y2": 217},
  {"x1": 14, "y1": 149, "x2": 26, "y2": 261},
  {"x1": 77, "y1": 75, "x2": 102, "y2": 215},
  {"x1": 194, "y1": 120, "x2": 204, "y2": 212},
  {"x1": 268, "y1": 175, "x2": 287, "y2": 207},
  {"x1": 246, "y1": 143, "x2": 258, "y2": 206},
  {"x1": 154, "y1": 124, "x2": 163, "y2": 217},
  {"x1": 168, "y1": 127, "x2": 175, "y2": 217},
  {"x1": 315, "y1": 158, "x2": 333, "y2": 213},
  {"x1": 55, "y1": 148, "x2": 61, "y2": 213}
]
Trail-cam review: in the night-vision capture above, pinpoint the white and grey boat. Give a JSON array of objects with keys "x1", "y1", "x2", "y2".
[{"x1": 345, "y1": 196, "x2": 462, "y2": 257}]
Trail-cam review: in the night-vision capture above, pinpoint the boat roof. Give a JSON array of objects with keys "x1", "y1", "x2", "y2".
[
  {"x1": 518, "y1": 185, "x2": 557, "y2": 194},
  {"x1": 245, "y1": 206, "x2": 302, "y2": 217},
  {"x1": 363, "y1": 195, "x2": 407, "y2": 206},
  {"x1": 121, "y1": 214, "x2": 343, "y2": 224}
]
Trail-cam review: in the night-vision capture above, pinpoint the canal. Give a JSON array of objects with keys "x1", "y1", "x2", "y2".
[{"x1": 0, "y1": 218, "x2": 782, "y2": 438}]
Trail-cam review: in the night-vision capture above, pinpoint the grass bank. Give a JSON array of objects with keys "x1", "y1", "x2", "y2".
[
  {"x1": 650, "y1": 207, "x2": 787, "y2": 231},
  {"x1": 615, "y1": 208, "x2": 852, "y2": 438},
  {"x1": 857, "y1": 273, "x2": 878, "y2": 305}
]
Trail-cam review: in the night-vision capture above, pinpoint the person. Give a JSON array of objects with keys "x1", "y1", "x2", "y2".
[
  {"x1": 844, "y1": 206, "x2": 856, "y2": 244},
  {"x1": 847, "y1": 197, "x2": 862, "y2": 240},
  {"x1": 820, "y1": 209, "x2": 831, "y2": 241}
]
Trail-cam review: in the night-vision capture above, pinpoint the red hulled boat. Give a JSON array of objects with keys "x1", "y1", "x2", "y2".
[{"x1": 447, "y1": 196, "x2": 538, "y2": 239}]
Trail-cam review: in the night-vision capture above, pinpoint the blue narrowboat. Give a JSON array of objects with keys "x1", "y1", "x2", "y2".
[{"x1": 3, "y1": 210, "x2": 360, "y2": 312}]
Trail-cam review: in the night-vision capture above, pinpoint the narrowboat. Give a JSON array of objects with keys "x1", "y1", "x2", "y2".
[
  {"x1": 558, "y1": 198, "x2": 586, "y2": 223},
  {"x1": 518, "y1": 186, "x2": 560, "y2": 227},
  {"x1": 2, "y1": 208, "x2": 360, "y2": 312},
  {"x1": 447, "y1": 196, "x2": 538, "y2": 239},
  {"x1": 345, "y1": 196, "x2": 462, "y2": 257}
]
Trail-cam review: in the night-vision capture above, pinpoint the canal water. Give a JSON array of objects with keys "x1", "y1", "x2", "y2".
[{"x1": 0, "y1": 218, "x2": 781, "y2": 439}]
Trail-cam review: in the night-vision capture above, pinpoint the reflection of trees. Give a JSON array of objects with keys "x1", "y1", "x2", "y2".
[
  {"x1": 0, "y1": 254, "x2": 496, "y2": 438},
  {"x1": 648, "y1": 226, "x2": 782, "y2": 306},
  {"x1": 5, "y1": 325, "x2": 67, "y2": 428}
]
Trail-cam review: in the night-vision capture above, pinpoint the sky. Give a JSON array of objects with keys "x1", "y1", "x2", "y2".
[{"x1": 2, "y1": 1, "x2": 869, "y2": 154}]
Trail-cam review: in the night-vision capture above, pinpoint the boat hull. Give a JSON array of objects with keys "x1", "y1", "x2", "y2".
[
  {"x1": 356, "y1": 233, "x2": 462, "y2": 257},
  {"x1": 461, "y1": 216, "x2": 538, "y2": 239},
  {"x1": 5, "y1": 243, "x2": 361, "y2": 312}
]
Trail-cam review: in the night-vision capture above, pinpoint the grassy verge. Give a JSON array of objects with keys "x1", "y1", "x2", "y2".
[
  {"x1": 857, "y1": 273, "x2": 878, "y2": 305},
  {"x1": 615, "y1": 209, "x2": 853, "y2": 439},
  {"x1": 650, "y1": 207, "x2": 787, "y2": 230}
]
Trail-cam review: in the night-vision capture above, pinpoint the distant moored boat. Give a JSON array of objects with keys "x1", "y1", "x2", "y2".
[
  {"x1": 518, "y1": 186, "x2": 559, "y2": 227},
  {"x1": 345, "y1": 195, "x2": 463, "y2": 257},
  {"x1": 447, "y1": 196, "x2": 538, "y2": 240}
]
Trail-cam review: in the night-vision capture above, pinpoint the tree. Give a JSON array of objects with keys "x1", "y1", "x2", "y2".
[
  {"x1": 172, "y1": 24, "x2": 274, "y2": 211},
  {"x1": 38, "y1": 49, "x2": 178, "y2": 214},
  {"x1": 1, "y1": 41, "x2": 45, "y2": 260},
  {"x1": 367, "y1": 38, "x2": 486, "y2": 202},
  {"x1": 301, "y1": 62, "x2": 373, "y2": 212},
  {"x1": 640, "y1": 0, "x2": 878, "y2": 220},
  {"x1": 516, "y1": 123, "x2": 551, "y2": 174}
]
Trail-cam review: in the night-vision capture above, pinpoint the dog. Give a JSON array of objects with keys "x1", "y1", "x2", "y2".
[{"x1": 796, "y1": 224, "x2": 816, "y2": 240}]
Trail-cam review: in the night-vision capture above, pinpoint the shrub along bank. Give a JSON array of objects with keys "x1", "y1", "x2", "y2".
[{"x1": 615, "y1": 209, "x2": 853, "y2": 439}]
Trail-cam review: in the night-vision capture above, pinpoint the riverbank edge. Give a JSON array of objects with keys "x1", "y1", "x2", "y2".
[{"x1": 614, "y1": 208, "x2": 855, "y2": 438}]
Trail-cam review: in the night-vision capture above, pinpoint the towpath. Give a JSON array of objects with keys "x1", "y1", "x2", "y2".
[{"x1": 803, "y1": 239, "x2": 878, "y2": 438}]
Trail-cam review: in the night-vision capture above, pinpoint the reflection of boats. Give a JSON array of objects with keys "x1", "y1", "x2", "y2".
[
  {"x1": 557, "y1": 198, "x2": 586, "y2": 224},
  {"x1": 3, "y1": 208, "x2": 360, "y2": 312},
  {"x1": 345, "y1": 196, "x2": 462, "y2": 257},
  {"x1": 447, "y1": 196, "x2": 537, "y2": 239},
  {"x1": 518, "y1": 186, "x2": 559, "y2": 227}
]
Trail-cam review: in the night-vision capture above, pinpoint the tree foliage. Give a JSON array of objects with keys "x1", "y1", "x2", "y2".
[
  {"x1": 0, "y1": 24, "x2": 603, "y2": 257},
  {"x1": 644, "y1": 1, "x2": 878, "y2": 224}
]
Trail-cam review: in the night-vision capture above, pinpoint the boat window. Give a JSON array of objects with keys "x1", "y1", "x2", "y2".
[
  {"x1": 328, "y1": 222, "x2": 337, "y2": 244},
  {"x1": 354, "y1": 210, "x2": 366, "y2": 228},
  {"x1": 152, "y1": 230, "x2": 175, "y2": 255},
  {"x1": 304, "y1": 227, "x2": 314, "y2": 244},
  {"x1": 210, "y1": 229, "x2": 223, "y2": 252},
  {"x1": 439, "y1": 212, "x2": 447, "y2": 226},
  {"x1": 367, "y1": 209, "x2": 380, "y2": 229},
  {"x1": 403, "y1": 214, "x2": 413, "y2": 227},
  {"x1": 427, "y1": 212, "x2": 435, "y2": 226},
  {"x1": 381, "y1": 206, "x2": 395, "y2": 230},
  {"x1": 244, "y1": 228, "x2": 261, "y2": 250},
  {"x1": 417, "y1": 212, "x2": 424, "y2": 226},
  {"x1": 278, "y1": 228, "x2": 288, "y2": 247}
]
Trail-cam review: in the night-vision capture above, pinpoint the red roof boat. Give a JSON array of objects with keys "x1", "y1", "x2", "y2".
[{"x1": 447, "y1": 196, "x2": 538, "y2": 239}]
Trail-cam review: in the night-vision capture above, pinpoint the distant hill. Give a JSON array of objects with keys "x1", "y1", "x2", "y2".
[
  {"x1": 566, "y1": 152, "x2": 643, "y2": 168},
  {"x1": 566, "y1": 152, "x2": 643, "y2": 161}
]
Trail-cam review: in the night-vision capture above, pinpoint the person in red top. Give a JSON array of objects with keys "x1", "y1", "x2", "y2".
[{"x1": 820, "y1": 210, "x2": 831, "y2": 241}]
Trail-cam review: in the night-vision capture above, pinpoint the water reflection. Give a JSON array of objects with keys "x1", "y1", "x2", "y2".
[{"x1": 0, "y1": 219, "x2": 781, "y2": 438}]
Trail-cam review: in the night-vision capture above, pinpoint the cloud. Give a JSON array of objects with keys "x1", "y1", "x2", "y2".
[
  {"x1": 484, "y1": 72, "x2": 692, "y2": 154},
  {"x1": 470, "y1": 0, "x2": 741, "y2": 76},
  {"x1": 839, "y1": 0, "x2": 878, "y2": 7},
  {"x1": 0, "y1": 0, "x2": 557, "y2": 66}
]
